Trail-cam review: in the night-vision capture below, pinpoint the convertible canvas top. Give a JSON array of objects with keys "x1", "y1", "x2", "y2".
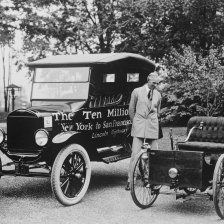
[{"x1": 27, "y1": 53, "x2": 156, "y2": 72}]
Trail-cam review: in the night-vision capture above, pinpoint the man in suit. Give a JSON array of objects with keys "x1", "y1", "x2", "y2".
[{"x1": 125, "y1": 71, "x2": 162, "y2": 190}]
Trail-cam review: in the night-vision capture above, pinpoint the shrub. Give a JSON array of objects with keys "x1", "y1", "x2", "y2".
[{"x1": 161, "y1": 45, "x2": 224, "y2": 125}]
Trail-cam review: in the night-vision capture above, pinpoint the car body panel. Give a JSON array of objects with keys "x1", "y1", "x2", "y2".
[
  {"x1": 149, "y1": 150, "x2": 205, "y2": 189},
  {"x1": 1, "y1": 53, "x2": 156, "y2": 165}
]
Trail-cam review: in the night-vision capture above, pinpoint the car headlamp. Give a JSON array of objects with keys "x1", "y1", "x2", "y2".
[
  {"x1": 168, "y1": 168, "x2": 178, "y2": 179},
  {"x1": 35, "y1": 129, "x2": 49, "y2": 146},
  {"x1": 0, "y1": 128, "x2": 6, "y2": 145}
]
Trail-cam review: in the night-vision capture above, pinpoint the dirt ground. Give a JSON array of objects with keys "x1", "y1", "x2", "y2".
[{"x1": 0, "y1": 127, "x2": 221, "y2": 224}]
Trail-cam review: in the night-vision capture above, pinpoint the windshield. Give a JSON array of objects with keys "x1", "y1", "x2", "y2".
[
  {"x1": 35, "y1": 67, "x2": 89, "y2": 82},
  {"x1": 31, "y1": 67, "x2": 90, "y2": 100}
]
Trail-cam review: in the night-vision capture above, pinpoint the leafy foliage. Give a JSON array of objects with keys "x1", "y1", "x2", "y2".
[
  {"x1": 1, "y1": 0, "x2": 224, "y2": 124},
  {"x1": 4, "y1": 0, "x2": 224, "y2": 61},
  {"x1": 161, "y1": 46, "x2": 224, "y2": 125},
  {"x1": 116, "y1": 0, "x2": 224, "y2": 60},
  {"x1": 0, "y1": 2, "x2": 16, "y2": 45},
  {"x1": 8, "y1": 0, "x2": 123, "y2": 58}
]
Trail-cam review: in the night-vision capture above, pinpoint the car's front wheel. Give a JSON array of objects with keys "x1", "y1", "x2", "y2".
[{"x1": 51, "y1": 144, "x2": 91, "y2": 206}]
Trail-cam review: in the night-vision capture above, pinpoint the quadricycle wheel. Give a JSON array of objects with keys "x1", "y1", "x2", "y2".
[
  {"x1": 213, "y1": 154, "x2": 224, "y2": 219},
  {"x1": 130, "y1": 150, "x2": 160, "y2": 209}
]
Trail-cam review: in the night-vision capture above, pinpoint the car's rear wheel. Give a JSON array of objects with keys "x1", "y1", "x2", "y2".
[
  {"x1": 51, "y1": 144, "x2": 91, "y2": 206},
  {"x1": 130, "y1": 150, "x2": 159, "y2": 209},
  {"x1": 213, "y1": 154, "x2": 224, "y2": 219}
]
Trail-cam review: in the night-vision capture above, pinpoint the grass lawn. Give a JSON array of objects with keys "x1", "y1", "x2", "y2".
[{"x1": 158, "y1": 126, "x2": 187, "y2": 150}]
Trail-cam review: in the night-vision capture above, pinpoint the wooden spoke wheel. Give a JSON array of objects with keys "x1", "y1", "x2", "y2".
[{"x1": 51, "y1": 144, "x2": 91, "y2": 206}]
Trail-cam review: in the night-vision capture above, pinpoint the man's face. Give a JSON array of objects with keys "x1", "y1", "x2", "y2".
[{"x1": 147, "y1": 79, "x2": 158, "y2": 89}]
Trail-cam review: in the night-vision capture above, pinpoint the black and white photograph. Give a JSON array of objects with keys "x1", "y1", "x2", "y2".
[{"x1": 0, "y1": 0, "x2": 224, "y2": 223}]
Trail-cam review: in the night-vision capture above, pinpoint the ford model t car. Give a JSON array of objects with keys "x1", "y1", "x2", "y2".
[
  {"x1": 0, "y1": 53, "x2": 156, "y2": 205},
  {"x1": 130, "y1": 116, "x2": 224, "y2": 219}
]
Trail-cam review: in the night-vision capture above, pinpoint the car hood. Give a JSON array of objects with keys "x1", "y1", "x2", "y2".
[
  {"x1": 29, "y1": 104, "x2": 71, "y2": 113},
  {"x1": 8, "y1": 101, "x2": 85, "y2": 119},
  {"x1": 29, "y1": 101, "x2": 86, "y2": 114}
]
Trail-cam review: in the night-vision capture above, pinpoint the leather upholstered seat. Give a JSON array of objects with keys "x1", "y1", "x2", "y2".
[{"x1": 177, "y1": 116, "x2": 224, "y2": 152}]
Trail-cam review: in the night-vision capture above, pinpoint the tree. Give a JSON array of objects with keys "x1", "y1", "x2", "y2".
[
  {"x1": 7, "y1": 0, "x2": 224, "y2": 62},
  {"x1": 0, "y1": 2, "x2": 17, "y2": 111},
  {"x1": 115, "y1": 0, "x2": 224, "y2": 60},
  {"x1": 9, "y1": 0, "x2": 123, "y2": 59},
  {"x1": 161, "y1": 45, "x2": 224, "y2": 125}
]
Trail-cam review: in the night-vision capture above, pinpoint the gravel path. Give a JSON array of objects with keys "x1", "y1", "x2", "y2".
[
  {"x1": 0, "y1": 158, "x2": 220, "y2": 224},
  {"x1": 0, "y1": 126, "x2": 221, "y2": 223}
]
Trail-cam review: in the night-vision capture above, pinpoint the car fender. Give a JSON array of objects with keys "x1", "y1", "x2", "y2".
[{"x1": 52, "y1": 131, "x2": 80, "y2": 144}]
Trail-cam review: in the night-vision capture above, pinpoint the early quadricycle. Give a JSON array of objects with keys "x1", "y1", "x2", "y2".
[
  {"x1": 130, "y1": 116, "x2": 224, "y2": 219},
  {"x1": 0, "y1": 53, "x2": 156, "y2": 205}
]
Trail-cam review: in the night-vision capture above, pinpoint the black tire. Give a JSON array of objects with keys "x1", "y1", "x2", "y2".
[
  {"x1": 213, "y1": 154, "x2": 224, "y2": 219},
  {"x1": 130, "y1": 151, "x2": 159, "y2": 209},
  {"x1": 51, "y1": 144, "x2": 91, "y2": 206}
]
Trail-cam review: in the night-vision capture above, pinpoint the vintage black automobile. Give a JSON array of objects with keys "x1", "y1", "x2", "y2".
[
  {"x1": 0, "y1": 53, "x2": 156, "y2": 205},
  {"x1": 130, "y1": 116, "x2": 224, "y2": 219}
]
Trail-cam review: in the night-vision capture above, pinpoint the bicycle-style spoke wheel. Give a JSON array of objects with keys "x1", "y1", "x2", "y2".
[
  {"x1": 130, "y1": 151, "x2": 159, "y2": 209},
  {"x1": 51, "y1": 144, "x2": 91, "y2": 206},
  {"x1": 213, "y1": 154, "x2": 224, "y2": 219}
]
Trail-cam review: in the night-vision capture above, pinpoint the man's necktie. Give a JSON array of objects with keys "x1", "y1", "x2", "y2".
[{"x1": 148, "y1": 90, "x2": 152, "y2": 100}]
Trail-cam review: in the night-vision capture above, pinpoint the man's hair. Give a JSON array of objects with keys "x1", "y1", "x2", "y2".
[{"x1": 147, "y1": 71, "x2": 159, "y2": 82}]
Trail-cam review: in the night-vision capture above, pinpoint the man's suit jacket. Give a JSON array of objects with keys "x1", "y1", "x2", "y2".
[{"x1": 129, "y1": 84, "x2": 161, "y2": 139}]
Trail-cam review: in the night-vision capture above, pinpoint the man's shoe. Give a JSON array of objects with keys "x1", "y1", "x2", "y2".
[{"x1": 125, "y1": 182, "x2": 130, "y2": 191}]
